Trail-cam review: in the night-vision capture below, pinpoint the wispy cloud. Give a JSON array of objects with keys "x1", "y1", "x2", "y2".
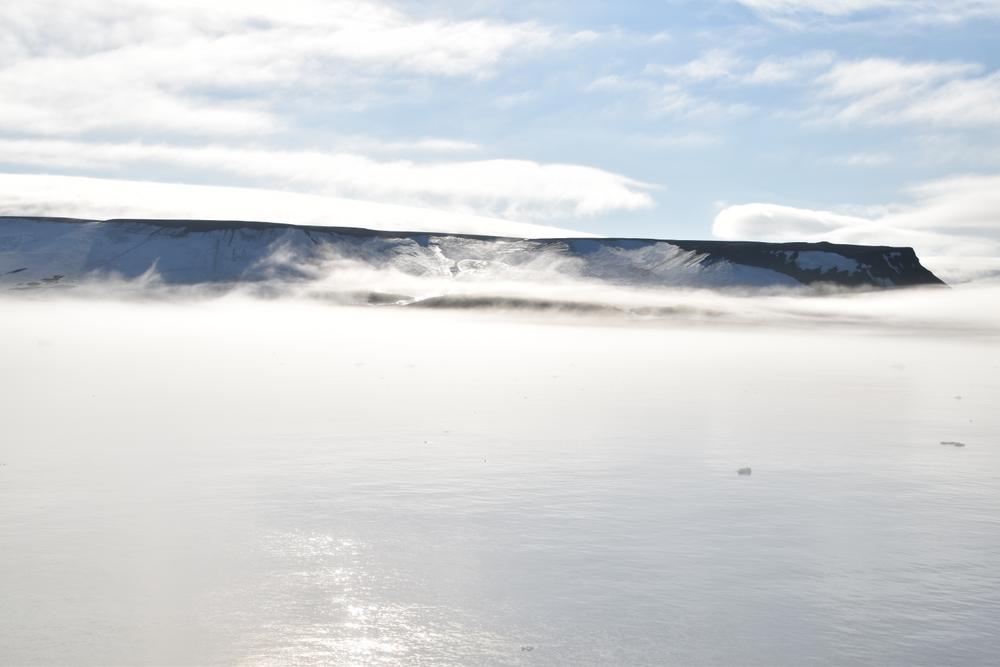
[
  {"x1": 587, "y1": 61, "x2": 754, "y2": 120},
  {"x1": 644, "y1": 50, "x2": 745, "y2": 82},
  {"x1": 587, "y1": 48, "x2": 838, "y2": 121},
  {"x1": 833, "y1": 152, "x2": 894, "y2": 166},
  {"x1": 644, "y1": 49, "x2": 833, "y2": 87},
  {"x1": 744, "y1": 51, "x2": 835, "y2": 84},
  {"x1": 810, "y1": 58, "x2": 1000, "y2": 128},
  {"x1": 734, "y1": 0, "x2": 906, "y2": 16},
  {"x1": 626, "y1": 132, "x2": 725, "y2": 148},
  {"x1": 732, "y1": 0, "x2": 1000, "y2": 25},
  {"x1": 627, "y1": 50, "x2": 1000, "y2": 130}
]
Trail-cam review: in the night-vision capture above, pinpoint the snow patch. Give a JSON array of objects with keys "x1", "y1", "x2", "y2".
[{"x1": 794, "y1": 251, "x2": 860, "y2": 274}]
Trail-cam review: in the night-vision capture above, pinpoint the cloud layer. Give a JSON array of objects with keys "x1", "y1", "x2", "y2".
[
  {"x1": 0, "y1": 0, "x2": 557, "y2": 136},
  {"x1": 0, "y1": 139, "x2": 654, "y2": 222},
  {"x1": 0, "y1": 0, "x2": 649, "y2": 232},
  {"x1": 0, "y1": 173, "x2": 595, "y2": 239}
]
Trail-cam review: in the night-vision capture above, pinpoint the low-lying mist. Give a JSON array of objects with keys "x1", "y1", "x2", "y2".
[
  {"x1": 5, "y1": 275, "x2": 997, "y2": 449},
  {"x1": 5, "y1": 283, "x2": 997, "y2": 449},
  {"x1": 7, "y1": 266, "x2": 1000, "y2": 336}
]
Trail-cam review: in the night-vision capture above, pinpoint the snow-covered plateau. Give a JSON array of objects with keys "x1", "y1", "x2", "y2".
[{"x1": 0, "y1": 216, "x2": 944, "y2": 295}]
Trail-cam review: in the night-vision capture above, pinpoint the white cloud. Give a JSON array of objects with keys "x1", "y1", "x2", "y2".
[
  {"x1": 591, "y1": 49, "x2": 841, "y2": 119},
  {"x1": 2, "y1": 0, "x2": 556, "y2": 75},
  {"x1": 587, "y1": 72, "x2": 753, "y2": 120},
  {"x1": 715, "y1": 203, "x2": 865, "y2": 239},
  {"x1": 334, "y1": 137, "x2": 482, "y2": 154},
  {"x1": 834, "y1": 152, "x2": 894, "y2": 166},
  {"x1": 645, "y1": 50, "x2": 744, "y2": 82},
  {"x1": 733, "y1": 0, "x2": 1000, "y2": 23},
  {"x1": 744, "y1": 51, "x2": 835, "y2": 84},
  {"x1": 654, "y1": 88, "x2": 754, "y2": 118},
  {"x1": 0, "y1": 0, "x2": 560, "y2": 137},
  {"x1": 627, "y1": 132, "x2": 724, "y2": 148},
  {"x1": 645, "y1": 49, "x2": 833, "y2": 87},
  {"x1": 596, "y1": 51, "x2": 1000, "y2": 129},
  {"x1": 626, "y1": 49, "x2": 1000, "y2": 133},
  {"x1": 885, "y1": 174, "x2": 1000, "y2": 232},
  {"x1": 735, "y1": 0, "x2": 902, "y2": 15},
  {"x1": 0, "y1": 3, "x2": 645, "y2": 226},
  {"x1": 820, "y1": 58, "x2": 979, "y2": 97},
  {"x1": 712, "y1": 173, "x2": 1000, "y2": 282},
  {"x1": 0, "y1": 173, "x2": 597, "y2": 239},
  {"x1": 811, "y1": 58, "x2": 1000, "y2": 128},
  {"x1": 0, "y1": 139, "x2": 655, "y2": 221}
]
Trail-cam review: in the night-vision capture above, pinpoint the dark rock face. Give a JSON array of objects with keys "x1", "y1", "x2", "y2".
[
  {"x1": 0, "y1": 216, "x2": 945, "y2": 290},
  {"x1": 669, "y1": 240, "x2": 942, "y2": 288}
]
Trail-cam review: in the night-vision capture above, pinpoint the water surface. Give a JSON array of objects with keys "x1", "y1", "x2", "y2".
[{"x1": 2, "y1": 298, "x2": 999, "y2": 665}]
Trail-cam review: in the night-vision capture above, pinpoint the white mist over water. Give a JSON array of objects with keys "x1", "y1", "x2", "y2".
[{"x1": 2, "y1": 291, "x2": 999, "y2": 665}]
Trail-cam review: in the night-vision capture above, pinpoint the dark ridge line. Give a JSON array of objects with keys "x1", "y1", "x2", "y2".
[{"x1": 0, "y1": 214, "x2": 924, "y2": 253}]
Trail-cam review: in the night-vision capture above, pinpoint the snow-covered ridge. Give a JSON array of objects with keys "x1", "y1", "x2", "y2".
[{"x1": 0, "y1": 216, "x2": 945, "y2": 291}]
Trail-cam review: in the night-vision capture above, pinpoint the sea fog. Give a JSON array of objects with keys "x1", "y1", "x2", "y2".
[{"x1": 2, "y1": 285, "x2": 999, "y2": 665}]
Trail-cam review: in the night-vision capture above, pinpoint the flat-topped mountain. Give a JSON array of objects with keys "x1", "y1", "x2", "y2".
[{"x1": 0, "y1": 216, "x2": 944, "y2": 291}]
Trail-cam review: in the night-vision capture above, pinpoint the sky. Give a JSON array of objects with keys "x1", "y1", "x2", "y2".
[{"x1": 1, "y1": 0, "x2": 999, "y2": 279}]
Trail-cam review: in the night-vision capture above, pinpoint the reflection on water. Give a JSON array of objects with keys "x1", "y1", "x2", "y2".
[{"x1": 1, "y1": 297, "x2": 999, "y2": 665}]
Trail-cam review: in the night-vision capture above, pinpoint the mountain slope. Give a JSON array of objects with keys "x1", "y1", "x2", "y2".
[{"x1": 0, "y1": 216, "x2": 945, "y2": 291}]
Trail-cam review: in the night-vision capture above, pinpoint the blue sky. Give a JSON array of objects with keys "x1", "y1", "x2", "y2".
[{"x1": 1, "y1": 0, "x2": 998, "y2": 279}]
